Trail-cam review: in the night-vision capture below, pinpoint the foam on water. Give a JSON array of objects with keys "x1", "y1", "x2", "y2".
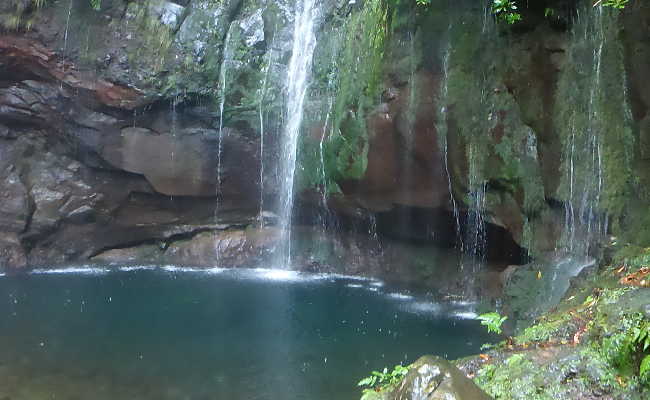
[
  {"x1": 403, "y1": 301, "x2": 443, "y2": 315},
  {"x1": 346, "y1": 283, "x2": 364, "y2": 289},
  {"x1": 161, "y1": 265, "x2": 226, "y2": 274},
  {"x1": 31, "y1": 266, "x2": 110, "y2": 275},
  {"x1": 118, "y1": 265, "x2": 157, "y2": 272},
  {"x1": 246, "y1": 268, "x2": 305, "y2": 282},
  {"x1": 454, "y1": 311, "x2": 479, "y2": 320},
  {"x1": 387, "y1": 292, "x2": 414, "y2": 301}
]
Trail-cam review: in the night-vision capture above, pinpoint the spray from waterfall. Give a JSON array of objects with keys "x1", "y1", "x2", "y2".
[{"x1": 275, "y1": 0, "x2": 319, "y2": 268}]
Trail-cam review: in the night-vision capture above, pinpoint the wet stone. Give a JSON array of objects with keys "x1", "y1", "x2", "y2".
[{"x1": 391, "y1": 356, "x2": 492, "y2": 400}]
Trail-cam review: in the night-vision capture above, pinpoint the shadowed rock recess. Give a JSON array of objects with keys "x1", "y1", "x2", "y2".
[{"x1": 1, "y1": 0, "x2": 650, "y2": 398}]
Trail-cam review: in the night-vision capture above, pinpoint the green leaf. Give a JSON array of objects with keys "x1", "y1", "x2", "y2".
[
  {"x1": 477, "y1": 312, "x2": 508, "y2": 335},
  {"x1": 358, "y1": 377, "x2": 375, "y2": 387},
  {"x1": 640, "y1": 355, "x2": 650, "y2": 378}
]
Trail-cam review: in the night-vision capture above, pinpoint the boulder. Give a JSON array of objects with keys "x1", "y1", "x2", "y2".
[
  {"x1": 390, "y1": 356, "x2": 492, "y2": 400},
  {"x1": 165, "y1": 228, "x2": 279, "y2": 267}
]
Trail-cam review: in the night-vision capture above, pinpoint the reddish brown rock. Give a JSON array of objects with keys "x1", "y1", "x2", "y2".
[{"x1": 0, "y1": 36, "x2": 145, "y2": 110}]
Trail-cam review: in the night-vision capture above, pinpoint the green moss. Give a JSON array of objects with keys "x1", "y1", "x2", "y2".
[
  {"x1": 516, "y1": 313, "x2": 572, "y2": 344},
  {"x1": 475, "y1": 244, "x2": 650, "y2": 399},
  {"x1": 475, "y1": 353, "x2": 558, "y2": 400},
  {"x1": 297, "y1": 0, "x2": 390, "y2": 192},
  {"x1": 554, "y1": 6, "x2": 636, "y2": 249}
]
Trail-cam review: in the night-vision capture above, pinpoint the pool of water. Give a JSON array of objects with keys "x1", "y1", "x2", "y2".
[{"x1": 0, "y1": 267, "x2": 492, "y2": 400}]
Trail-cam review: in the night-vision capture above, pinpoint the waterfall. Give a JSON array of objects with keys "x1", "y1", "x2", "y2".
[
  {"x1": 275, "y1": 0, "x2": 319, "y2": 268},
  {"x1": 557, "y1": 6, "x2": 630, "y2": 258}
]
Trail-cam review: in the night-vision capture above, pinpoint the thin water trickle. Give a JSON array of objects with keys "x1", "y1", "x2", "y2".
[
  {"x1": 559, "y1": 6, "x2": 618, "y2": 258},
  {"x1": 61, "y1": 0, "x2": 74, "y2": 87},
  {"x1": 276, "y1": 0, "x2": 319, "y2": 268},
  {"x1": 318, "y1": 102, "x2": 331, "y2": 208},
  {"x1": 317, "y1": 37, "x2": 343, "y2": 231},
  {"x1": 258, "y1": 47, "x2": 275, "y2": 228},
  {"x1": 170, "y1": 96, "x2": 178, "y2": 202},
  {"x1": 436, "y1": 24, "x2": 463, "y2": 251},
  {"x1": 214, "y1": 22, "x2": 237, "y2": 264}
]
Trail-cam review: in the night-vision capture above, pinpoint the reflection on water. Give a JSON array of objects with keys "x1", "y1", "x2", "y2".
[{"x1": 0, "y1": 268, "x2": 492, "y2": 400}]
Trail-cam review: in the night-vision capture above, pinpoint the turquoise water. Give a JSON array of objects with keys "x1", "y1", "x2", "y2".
[{"x1": 0, "y1": 267, "x2": 492, "y2": 400}]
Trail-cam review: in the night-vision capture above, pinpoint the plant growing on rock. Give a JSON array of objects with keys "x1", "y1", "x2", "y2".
[
  {"x1": 491, "y1": 0, "x2": 521, "y2": 24},
  {"x1": 358, "y1": 364, "x2": 409, "y2": 394},
  {"x1": 477, "y1": 312, "x2": 508, "y2": 335},
  {"x1": 632, "y1": 320, "x2": 650, "y2": 385}
]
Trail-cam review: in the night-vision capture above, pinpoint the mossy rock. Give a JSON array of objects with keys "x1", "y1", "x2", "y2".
[{"x1": 388, "y1": 356, "x2": 492, "y2": 400}]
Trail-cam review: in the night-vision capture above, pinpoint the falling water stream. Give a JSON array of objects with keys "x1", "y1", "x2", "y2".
[
  {"x1": 60, "y1": 0, "x2": 74, "y2": 85},
  {"x1": 464, "y1": 143, "x2": 488, "y2": 276},
  {"x1": 214, "y1": 22, "x2": 238, "y2": 266},
  {"x1": 276, "y1": 0, "x2": 319, "y2": 268},
  {"x1": 435, "y1": 24, "x2": 463, "y2": 251},
  {"x1": 258, "y1": 47, "x2": 275, "y2": 228}
]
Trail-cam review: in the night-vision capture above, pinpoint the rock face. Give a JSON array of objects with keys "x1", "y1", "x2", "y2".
[
  {"x1": 92, "y1": 227, "x2": 280, "y2": 268},
  {"x1": 0, "y1": 0, "x2": 649, "y2": 277},
  {"x1": 0, "y1": 0, "x2": 289, "y2": 270}
]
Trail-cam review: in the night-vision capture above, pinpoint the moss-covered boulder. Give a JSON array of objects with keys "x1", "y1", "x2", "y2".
[{"x1": 363, "y1": 356, "x2": 492, "y2": 400}]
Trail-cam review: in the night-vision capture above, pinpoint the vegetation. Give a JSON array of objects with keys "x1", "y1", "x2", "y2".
[
  {"x1": 472, "y1": 249, "x2": 650, "y2": 399},
  {"x1": 1, "y1": 0, "x2": 49, "y2": 30},
  {"x1": 407, "y1": 0, "x2": 632, "y2": 25},
  {"x1": 358, "y1": 364, "x2": 409, "y2": 396},
  {"x1": 2, "y1": 0, "x2": 102, "y2": 30},
  {"x1": 297, "y1": 0, "x2": 391, "y2": 193},
  {"x1": 477, "y1": 312, "x2": 508, "y2": 335}
]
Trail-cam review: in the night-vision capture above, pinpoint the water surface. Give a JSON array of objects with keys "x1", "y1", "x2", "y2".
[{"x1": 0, "y1": 267, "x2": 491, "y2": 400}]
